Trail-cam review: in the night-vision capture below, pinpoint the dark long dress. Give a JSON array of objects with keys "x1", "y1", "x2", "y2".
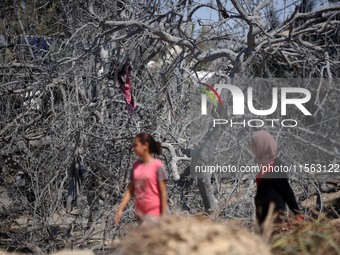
[{"x1": 255, "y1": 158, "x2": 300, "y2": 225}]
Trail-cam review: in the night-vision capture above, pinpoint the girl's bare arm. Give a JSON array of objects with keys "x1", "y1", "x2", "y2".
[
  {"x1": 158, "y1": 180, "x2": 168, "y2": 216},
  {"x1": 114, "y1": 181, "x2": 134, "y2": 225}
]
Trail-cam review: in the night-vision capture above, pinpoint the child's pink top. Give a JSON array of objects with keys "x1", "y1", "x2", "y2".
[{"x1": 131, "y1": 159, "x2": 167, "y2": 217}]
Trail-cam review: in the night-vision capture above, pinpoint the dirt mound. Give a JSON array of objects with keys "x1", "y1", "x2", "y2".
[
  {"x1": 331, "y1": 218, "x2": 340, "y2": 231},
  {"x1": 0, "y1": 251, "x2": 94, "y2": 255},
  {"x1": 115, "y1": 215, "x2": 271, "y2": 255},
  {"x1": 271, "y1": 215, "x2": 340, "y2": 254}
]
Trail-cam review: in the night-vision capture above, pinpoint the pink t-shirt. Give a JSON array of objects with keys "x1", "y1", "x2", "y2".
[{"x1": 131, "y1": 159, "x2": 167, "y2": 217}]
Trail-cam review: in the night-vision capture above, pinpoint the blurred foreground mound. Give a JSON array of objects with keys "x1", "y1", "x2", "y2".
[
  {"x1": 271, "y1": 216, "x2": 340, "y2": 255},
  {"x1": 115, "y1": 215, "x2": 271, "y2": 255},
  {"x1": 0, "y1": 251, "x2": 94, "y2": 255}
]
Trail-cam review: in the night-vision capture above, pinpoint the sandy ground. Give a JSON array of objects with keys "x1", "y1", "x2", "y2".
[{"x1": 1, "y1": 184, "x2": 339, "y2": 230}]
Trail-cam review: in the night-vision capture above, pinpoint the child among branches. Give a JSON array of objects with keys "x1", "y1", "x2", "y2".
[
  {"x1": 251, "y1": 130, "x2": 301, "y2": 231},
  {"x1": 114, "y1": 132, "x2": 168, "y2": 226}
]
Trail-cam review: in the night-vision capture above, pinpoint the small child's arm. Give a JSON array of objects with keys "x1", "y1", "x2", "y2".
[
  {"x1": 114, "y1": 181, "x2": 134, "y2": 225},
  {"x1": 158, "y1": 180, "x2": 168, "y2": 216}
]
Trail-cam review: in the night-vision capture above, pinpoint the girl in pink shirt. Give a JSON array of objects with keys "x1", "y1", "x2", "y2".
[{"x1": 114, "y1": 132, "x2": 168, "y2": 226}]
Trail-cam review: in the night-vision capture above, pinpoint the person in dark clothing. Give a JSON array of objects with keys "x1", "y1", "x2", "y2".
[{"x1": 251, "y1": 130, "x2": 301, "y2": 230}]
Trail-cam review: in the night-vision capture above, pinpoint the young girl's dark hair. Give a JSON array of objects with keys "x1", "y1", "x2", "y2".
[{"x1": 135, "y1": 132, "x2": 162, "y2": 155}]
